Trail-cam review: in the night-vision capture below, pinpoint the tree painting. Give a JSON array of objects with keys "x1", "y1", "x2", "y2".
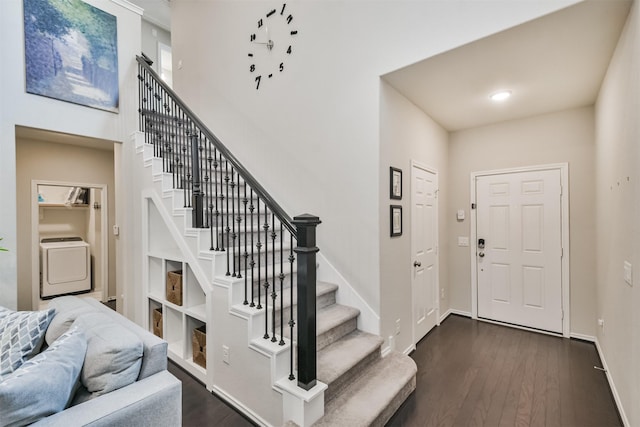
[{"x1": 24, "y1": 0, "x2": 119, "y2": 113}]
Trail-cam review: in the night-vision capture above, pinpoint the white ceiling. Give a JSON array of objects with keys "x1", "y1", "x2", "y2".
[
  {"x1": 129, "y1": 0, "x2": 171, "y2": 31},
  {"x1": 382, "y1": 0, "x2": 632, "y2": 132}
]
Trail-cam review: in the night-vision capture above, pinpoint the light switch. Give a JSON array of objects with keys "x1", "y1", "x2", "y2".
[
  {"x1": 458, "y1": 236, "x2": 469, "y2": 247},
  {"x1": 624, "y1": 261, "x2": 632, "y2": 286}
]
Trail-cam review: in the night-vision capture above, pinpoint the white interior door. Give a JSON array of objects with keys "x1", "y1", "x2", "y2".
[
  {"x1": 412, "y1": 165, "x2": 438, "y2": 343},
  {"x1": 476, "y1": 169, "x2": 563, "y2": 333}
]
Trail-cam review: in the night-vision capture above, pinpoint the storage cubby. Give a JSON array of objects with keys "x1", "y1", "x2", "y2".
[
  {"x1": 148, "y1": 256, "x2": 164, "y2": 300},
  {"x1": 184, "y1": 264, "x2": 206, "y2": 321},
  {"x1": 144, "y1": 197, "x2": 209, "y2": 383},
  {"x1": 186, "y1": 315, "x2": 206, "y2": 373},
  {"x1": 164, "y1": 306, "x2": 184, "y2": 359}
]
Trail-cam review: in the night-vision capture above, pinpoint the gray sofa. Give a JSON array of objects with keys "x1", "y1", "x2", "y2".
[{"x1": 32, "y1": 297, "x2": 182, "y2": 426}]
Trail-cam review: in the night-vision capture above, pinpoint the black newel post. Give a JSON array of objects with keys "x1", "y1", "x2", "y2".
[
  {"x1": 190, "y1": 133, "x2": 204, "y2": 228},
  {"x1": 292, "y1": 213, "x2": 321, "y2": 391}
]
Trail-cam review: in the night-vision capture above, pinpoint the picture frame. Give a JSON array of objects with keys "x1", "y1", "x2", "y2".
[
  {"x1": 390, "y1": 167, "x2": 402, "y2": 200},
  {"x1": 23, "y1": 0, "x2": 120, "y2": 113},
  {"x1": 390, "y1": 205, "x2": 402, "y2": 237}
]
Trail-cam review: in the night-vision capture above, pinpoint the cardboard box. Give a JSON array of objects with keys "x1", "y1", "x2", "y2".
[
  {"x1": 166, "y1": 270, "x2": 183, "y2": 306},
  {"x1": 192, "y1": 324, "x2": 206, "y2": 369},
  {"x1": 152, "y1": 307, "x2": 163, "y2": 338}
]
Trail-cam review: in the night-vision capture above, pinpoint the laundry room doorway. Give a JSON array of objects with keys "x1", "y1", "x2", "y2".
[{"x1": 31, "y1": 181, "x2": 109, "y2": 309}]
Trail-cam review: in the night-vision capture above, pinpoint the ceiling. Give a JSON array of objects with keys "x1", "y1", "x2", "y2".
[
  {"x1": 129, "y1": 0, "x2": 171, "y2": 31},
  {"x1": 16, "y1": 126, "x2": 115, "y2": 151},
  {"x1": 382, "y1": 0, "x2": 632, "y2": 132}
]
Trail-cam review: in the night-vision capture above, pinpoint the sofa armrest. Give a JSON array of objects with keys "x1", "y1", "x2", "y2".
[{"x1": 31, "y1": 371, "x2": 182, "y2": 427}]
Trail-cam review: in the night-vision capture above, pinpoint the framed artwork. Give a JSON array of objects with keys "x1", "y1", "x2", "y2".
[
  {"x1": 390, "y1": 167, "x2": 402, "y2": 200},
  {"x1": 390, "y1": 205, "x2": 402, "y2": 237},
  {"x1": 23, "y1": 0, "x2": 119, "y2": 113}
]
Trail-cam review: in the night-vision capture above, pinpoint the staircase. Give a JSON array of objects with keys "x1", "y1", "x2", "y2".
[{"x1": 136, "y1": 56, "x2": 416, "y2": 426}]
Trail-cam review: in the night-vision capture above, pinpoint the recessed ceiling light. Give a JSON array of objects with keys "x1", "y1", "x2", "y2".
[{"x1": 490, "y1": 90, "x2": 512, "y2": 101}]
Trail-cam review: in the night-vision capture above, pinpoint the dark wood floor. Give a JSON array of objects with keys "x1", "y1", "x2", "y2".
[
  {"x1": 168, "y1": 315, "x2": 621, "y2": 427},
  {"x1": 388, "y1": 315, "x2": 621, "y2": 427},
  {"x1": 168, "y1": 361, "x2": 255, "y2": 426}
]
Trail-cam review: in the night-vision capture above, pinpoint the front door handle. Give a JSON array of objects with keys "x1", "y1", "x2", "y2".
[
  {"x1": 414, "y1": 261, "x2": 422, "y2": 267},
  {"x1": 478, "y1": 252, "x2": 485, "y2": 258}
]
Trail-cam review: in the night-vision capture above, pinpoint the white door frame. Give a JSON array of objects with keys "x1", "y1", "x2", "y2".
[
  {"x1": 469, "y1": 163, "x2": 570, "y2": 337},
  {"x1": 31, "y1": 179, "x2": 109, "y2": 309},
  {"x1": 411, "y1": 160, "x2": 440, "y2": 346}
]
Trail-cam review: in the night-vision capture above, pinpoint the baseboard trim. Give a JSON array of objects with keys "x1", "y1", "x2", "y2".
[
  {"x1": 569, "y1": 332, "x2": 596, "y2": 342},
  {"x1": 594, "y1": 338, "x2": 629, "y2": 427},
  {"x1": 439, "y1": 308, "x2": 472, "y2": 323},
  {"x1": 209, "y1": 384, "x2": 272, "y2": 427}
]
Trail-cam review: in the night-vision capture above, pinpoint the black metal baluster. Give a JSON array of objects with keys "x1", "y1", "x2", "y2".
[
  {"x1": 236, "y1": 174, "x2": 242, "y2": 279},
  {"x1": 191, "y1": 132, "x2": 204, "y2": 228},
  {"x1": 271, "y1": 214, "x2": 277, "y2": 342},
  {"x1": 289, "y1": 234, "x2": 295, "y2": 380},
  {"x1": 279, "y1": 229, "x2": 285, "y2": 345},
  {"x1": 212, "y1": 148, "x2": 220, "y2": 251},
  {"x1": 256, "y1": 200, "x2": 262, "y2": 310},
  {"x1": 249, "y1": 190, "x2": 255, "y2": 307},
  {"x1": 242, "y1": 182, "x2": 248, "y2": 304},
  {"x1": 204, "y1": 136, "x2": 212, "y2": 230},
  {"x1": 224, "y1": 161, "x2": 230, "y2": 274},
  {"x1": 231, "y1": 169, "x2": 237, "y2": 277},
  {"x1": 263, "y1": 204, "x2": 270, "y2": 340}
]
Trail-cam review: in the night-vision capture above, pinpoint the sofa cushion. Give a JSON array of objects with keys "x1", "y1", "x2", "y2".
[
  {"x1": 0, "y1": 326, "x2": 87, "y2": 426},
  {"x1": 45, "y1": 296, "x2": 95, "y2": 345},
  {"x1": 73, "y1": 312, "x2": 143, "y2": 396},
  {"x1": 0, "y1": 306, "x2": 55, "y2": 380}
]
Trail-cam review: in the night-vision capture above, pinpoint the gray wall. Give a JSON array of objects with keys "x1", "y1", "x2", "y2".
[
  {"x1": 141, "y1": 19, "x2": 171, "y2": 75},
  {"x1": 448, "y1": 106, "x2": 596, "y2": 337}
]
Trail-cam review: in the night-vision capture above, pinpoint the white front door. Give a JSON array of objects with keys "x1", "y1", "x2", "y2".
[
  {"x1": 476, "y1": 169, "x2": 563, "y2": 333},
  {"x1": 412, "y1": 164, "x2": 438, "y2": 343}
]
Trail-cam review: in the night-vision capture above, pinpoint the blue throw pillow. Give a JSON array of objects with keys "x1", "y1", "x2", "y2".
[
  {"x1": 0, "y1": 326, "x2": 87, "y2": 426},
  {"x1": 0, "y1": 307, "x2": 56, "y2": 380}
]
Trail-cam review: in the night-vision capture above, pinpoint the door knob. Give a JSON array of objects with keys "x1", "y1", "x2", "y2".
[
  {"x1": 478, "y1": 252, "x2": 485, "y2": 258},
  {"x1": 413, "y1": 261, "x2": 422, "y2": 267}
]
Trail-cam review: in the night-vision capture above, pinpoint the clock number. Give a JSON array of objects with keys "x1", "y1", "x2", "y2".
[
  {"x1": 286, "y1": 14, "x2": 293, "y2": 24},
  {"x1": 290, "y1": 30, "x2": 298, "y2": 35},
  {"x1": 255, "y1": 75, "x2": 262, "y2": 90},
  {"x1": 248, "y1": 53, "x2": 254, "y2": 57},
  {"x1": 250, "y1": 64, "x2": 255, "y2": 72},
  {"x1": 280, "y1": 3, "x2": 286, "y2": 15},
  {"x1": 258, "y1": 18, "x2": 263, "y2": 28},
  {"x1": 279, "y1": 63, "x2": 284, "y2": 72},
  {"x1": 287, "y1": 45, "x2": 292, "y2": 54},
  {"x1": 266, "y1": 9, "x2": 276, "y2": 17},
  {"x1": 250, "y1": 33, "x2": 256, "y2": 42}
]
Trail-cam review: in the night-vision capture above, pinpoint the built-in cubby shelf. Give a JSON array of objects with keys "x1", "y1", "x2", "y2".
[{"x1": 145, "y1": 247, "x2": 208, "y2": 383}]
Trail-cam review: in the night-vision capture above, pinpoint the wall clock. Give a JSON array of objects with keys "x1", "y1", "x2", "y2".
[{"x1": 248, "y1": 3, "x2": 298, "y2": 90}]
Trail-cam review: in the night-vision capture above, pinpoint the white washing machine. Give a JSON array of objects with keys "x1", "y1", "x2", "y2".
[{"x1": 40, "y1": 237, "x2": 91, "y2": 298}]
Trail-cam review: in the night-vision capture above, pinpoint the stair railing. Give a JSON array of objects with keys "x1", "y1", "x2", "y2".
[{"x1": 136, "y1": 55, "x2": 319, "y2": 390}]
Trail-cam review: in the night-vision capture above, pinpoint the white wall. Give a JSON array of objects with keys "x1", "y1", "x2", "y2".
[
  {"x1": 594, "y1": 1, "x2": 639, "y2": 424},
  {"x1": 141, "y1": 19, "x2": 171, "y2": 74},
  {"x1": 15, "y1": 138, "x2": 116, "y2": 310},
  {"x1": 379, "y1": 81, "x2": 448, "y2": 353},
  {"x1": 448, "y1": 107, "x2": 596, "y2": 336},
  {"x1": 170, "y1": 0, "x2": 578, "y2": 325},
  {"x1": 0, "y1": 0, "x2": 141, "y2": 310}
]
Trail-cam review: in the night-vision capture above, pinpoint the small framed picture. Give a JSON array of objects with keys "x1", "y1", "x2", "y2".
[
  {"x1": 390, "y1": 167, "x2": 402, "y2": 200},
  {"x1": 390, "y1": 205, "x2": 402, "y2": 237}
]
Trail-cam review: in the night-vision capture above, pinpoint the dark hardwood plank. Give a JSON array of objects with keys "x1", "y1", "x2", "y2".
[
  {"x1": 168, "y1": 361, "x2": 256, "y2": 427},
  {"x1": 387, "y1": 315, "x2": 622, "y2": 427}
]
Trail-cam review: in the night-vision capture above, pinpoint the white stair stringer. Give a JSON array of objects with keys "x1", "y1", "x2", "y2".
[{"x1": 137, "y1": 132, "x2": 327, "y2": 426}]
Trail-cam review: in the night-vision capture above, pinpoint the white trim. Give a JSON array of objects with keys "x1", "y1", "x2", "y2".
[
  {"x1": 110, "y1": 0, "x2": 144, "y2": 16},
  {"x1": 594, "y1": 338, "x2": 629, "y2": 426},
  {"x1": 470, "y1": 163, "x2": 570, "y2": 338},
  {"x1": 31, "y1": 180, "x2": 109, "y2": 309},
  {"x1": 317, "y1": 253, "x2": 380, "y2": 335},
  {"x1": 209, "y1": 385, "x2": 272, "y2": 427},
  {"x1": 410, "y1": 160, "x2": 440, "y2": 348},
  {"x1": 569, "y1": 332, "x2": 596, "y2": 342},
  {"x1": 439, "y1": 308, "x2": 472, "y2": 323}
]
